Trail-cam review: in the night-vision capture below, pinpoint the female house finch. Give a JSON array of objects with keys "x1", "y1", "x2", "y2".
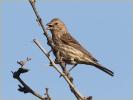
[{"x1": 46, "y1": 18, "x2": 114, "y2": 76}]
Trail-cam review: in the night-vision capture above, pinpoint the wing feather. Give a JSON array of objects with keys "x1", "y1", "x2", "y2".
[{"x1": 60, "y1": 33, "x2": 98, "y2": 62}]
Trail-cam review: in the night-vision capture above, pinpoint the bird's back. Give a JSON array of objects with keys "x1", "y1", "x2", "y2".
[{"x1": 60, "y1": 32, "x2": 98, "y2": 63}]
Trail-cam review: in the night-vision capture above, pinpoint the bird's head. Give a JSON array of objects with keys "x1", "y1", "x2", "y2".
[{"x1": 46, "y1": 18, "x2": 67, "y2": 33}]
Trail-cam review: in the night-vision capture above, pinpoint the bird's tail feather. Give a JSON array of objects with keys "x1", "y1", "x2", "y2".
[{"x1": 92, "y1": 63, "x2": 114, "y2": 76}]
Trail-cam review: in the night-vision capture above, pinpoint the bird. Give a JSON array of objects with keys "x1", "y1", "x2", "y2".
[{"x1": 46, "y1": 18, "x2": 114, "y2": 76}]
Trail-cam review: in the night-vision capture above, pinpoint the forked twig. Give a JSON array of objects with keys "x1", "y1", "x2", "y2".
[{"x1": 12, "y1": 57, "x2": 51, "y2": 100}]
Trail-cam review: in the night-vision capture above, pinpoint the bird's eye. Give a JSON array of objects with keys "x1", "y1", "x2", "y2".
[{"x1": 55, "y1": 23, "x2": 58, "y2": 25}]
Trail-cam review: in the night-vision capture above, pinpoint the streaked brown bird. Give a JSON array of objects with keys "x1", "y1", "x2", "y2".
[{"x1": 46, "y1": 18, "x2": 114, "y2": 76}]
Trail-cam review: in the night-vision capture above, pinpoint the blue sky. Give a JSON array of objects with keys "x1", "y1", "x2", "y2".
[{"x1": 1, "y1": 0, "x2": 132, "y2": 100}]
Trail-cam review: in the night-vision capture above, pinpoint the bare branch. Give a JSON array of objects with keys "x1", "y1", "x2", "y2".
[
  {"x1": 12, "y1": 57, "x2": 51, "y2": 100},
  {"x1": 33, "y1": 39, "x2": 85, "y2": 100},
  {"x1": 28, "y1": 0, "x2": 54, "y2": 49}
]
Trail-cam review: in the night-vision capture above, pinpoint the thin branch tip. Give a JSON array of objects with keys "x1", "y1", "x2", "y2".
[{"x1": 12, "y1": 58, "x2": 47, "y2": 100}]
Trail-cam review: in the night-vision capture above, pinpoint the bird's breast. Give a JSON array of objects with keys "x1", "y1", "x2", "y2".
[{"x1": 58, "y1": 45, "x2": 90, "y2": 64}]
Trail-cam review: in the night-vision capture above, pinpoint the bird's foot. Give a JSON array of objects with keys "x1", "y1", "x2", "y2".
[
  {"x1": 68, "y1": 64, "x2": 78, "y2": 72},
  {"x1": 54, "y1": 58, "x2": 64, "y2": 64},
  {"x1": 47, "y1": 50, "x2": 52, "y2": 57}
]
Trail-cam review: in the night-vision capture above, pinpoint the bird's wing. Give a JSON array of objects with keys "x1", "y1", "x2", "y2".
[{"x1": 60, "y1": 32, "x2": 98, "y2": 62}]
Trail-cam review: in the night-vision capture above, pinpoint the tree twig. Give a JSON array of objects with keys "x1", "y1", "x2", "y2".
[
  {"x1": 44, "y1": 88, "x2": 51, "y2": 100},
  {"x1": 33, "y1": 39, "x2": 85, "y2": 100},
  {"x1": 12, "y1": 57, "x2": 51, "y2": 100},
  {"x1": 28, "y1": 0, "x2": 54, "y2": 49}
]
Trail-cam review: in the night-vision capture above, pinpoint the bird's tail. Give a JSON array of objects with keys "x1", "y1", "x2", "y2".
[{"x1": 92, "y1": 63, "x2": 114, "y2": 76}]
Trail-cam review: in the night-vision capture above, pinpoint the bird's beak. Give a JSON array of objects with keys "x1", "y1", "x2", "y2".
[{"x1": 46, "y1": 23, "x2": 53, "y2": 30}]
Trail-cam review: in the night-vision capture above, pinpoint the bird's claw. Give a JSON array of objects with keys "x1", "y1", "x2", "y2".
[{"x1": 47, "y1": 50, "x2": 52, "y2": 57}]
